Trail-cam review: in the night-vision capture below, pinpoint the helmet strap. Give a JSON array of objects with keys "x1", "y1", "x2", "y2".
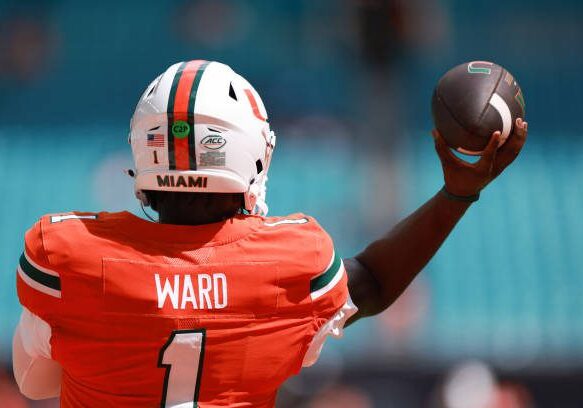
[{"x1": 140, "y1": 200, "x2": 158, "y2": 223}]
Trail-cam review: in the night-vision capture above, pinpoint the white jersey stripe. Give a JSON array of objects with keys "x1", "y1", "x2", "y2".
[
  {"x1": 310, "y1": 262, "x2": 345, "y2": 300},
  {"x1": 323, "y1": 250, "x2": 336, "y2": 272},
  {"x1": 17, "y1": 266, "x2": 61, "y2": 298}
]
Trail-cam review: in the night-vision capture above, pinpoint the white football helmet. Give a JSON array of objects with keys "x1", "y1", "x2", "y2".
[{"x1": 128, "y1": 60, "x2": 276, "y2": 215}]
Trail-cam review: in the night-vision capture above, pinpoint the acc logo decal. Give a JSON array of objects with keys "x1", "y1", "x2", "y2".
[
  {"x1": 467, "y1": 61, "x2": 493, "y2": 75},
  {"x1": 171, "y1": 121, "x2": 190, "y2": 138},
  {"x1": 200, "y1": 135, "x2": 226, "y2": 150}
]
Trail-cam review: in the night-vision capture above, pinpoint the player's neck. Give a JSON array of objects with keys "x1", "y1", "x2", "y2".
[
  {"x1": 156, "y1": 201, "x2": 242, "y2": 226},
  {"x1": 151, "y1": 192, "x2": 244, "y2": 226},
  {"x1": 158, "y1": 210, "x2": 237, "y2": 226}
]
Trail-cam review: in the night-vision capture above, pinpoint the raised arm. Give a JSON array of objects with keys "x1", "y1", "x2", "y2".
[{"x1": 346, "y1": 119, "x2": 528, "y2": 323}]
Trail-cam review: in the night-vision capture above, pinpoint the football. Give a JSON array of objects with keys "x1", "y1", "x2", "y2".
[{"x1": 431, "y1": 61, "x2": 526, "y2": 155}]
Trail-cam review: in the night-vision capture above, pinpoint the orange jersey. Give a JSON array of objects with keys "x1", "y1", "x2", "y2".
[{"x1": 16, "y1": 211, "x2": 353, "y2": 407}]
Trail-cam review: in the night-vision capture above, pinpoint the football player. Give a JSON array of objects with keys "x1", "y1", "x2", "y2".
[{"x1": 12, "y1": 60, "x2": 527, "y2": 407}]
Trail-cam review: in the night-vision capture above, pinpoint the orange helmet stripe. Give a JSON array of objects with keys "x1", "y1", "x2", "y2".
[
  {"x1": 167, "y1": 60, "x2": 210, "y2": 170},
  {"x1": 244, "y1": 89, "x2": 267, "y2": 122}
]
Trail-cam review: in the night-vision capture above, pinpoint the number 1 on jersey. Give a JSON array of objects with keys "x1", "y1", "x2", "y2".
[{"x1": 158, "y1": 329, "x2": 206, "y2": 407}]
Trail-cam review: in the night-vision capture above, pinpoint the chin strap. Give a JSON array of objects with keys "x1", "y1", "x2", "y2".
[
  {"x1": 253, "y1": 175, "x2": 269, "y2": 216},
  {"x1": 252, "y1": 129, "x2": 276, "y2": 216},
  {"x1": 140, "y1": 200, "x2": 158, "y2": 222},
  {"x1": 126, "y1": 168, "x2": 152, "y2": 207}
]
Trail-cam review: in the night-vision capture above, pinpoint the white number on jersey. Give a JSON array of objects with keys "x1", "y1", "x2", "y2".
[{"x1": 158, "y1": 330, "x2": 206, "y2": 407}]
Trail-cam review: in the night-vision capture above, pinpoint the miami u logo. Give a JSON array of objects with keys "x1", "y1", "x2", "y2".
[{"x1": 467, "y1": 61, "x2": 494, "y2": 75}]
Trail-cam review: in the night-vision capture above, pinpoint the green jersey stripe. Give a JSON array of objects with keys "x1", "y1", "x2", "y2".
[
  {"x1": 19, "y1": 253, "x2": 61, "y2": 291},
  {"x1": 310, "y1": 251, "x2": 342, "y2": 293}
]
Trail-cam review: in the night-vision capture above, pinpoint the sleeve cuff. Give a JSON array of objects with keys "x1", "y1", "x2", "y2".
[{"x1": 302, "y1": 295, "x2": 358, "y2": 367}]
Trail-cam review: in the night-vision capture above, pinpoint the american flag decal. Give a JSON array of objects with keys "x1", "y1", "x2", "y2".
[{"x1": 147, "y1": 133, "x2": 165, "y2": 147}]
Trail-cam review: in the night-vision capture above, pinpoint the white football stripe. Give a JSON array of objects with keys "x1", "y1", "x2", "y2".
[
  {"x1": 489, "y1": 93, "x2": 512, "y2": 142},
  {"x1": 17, "y1": 266, "x2": 61, "y2": 298}
]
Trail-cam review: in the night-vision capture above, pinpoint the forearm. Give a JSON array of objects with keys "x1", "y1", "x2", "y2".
[{"x1": 353, "y1": 190, "x2": 471, "y2": 315}]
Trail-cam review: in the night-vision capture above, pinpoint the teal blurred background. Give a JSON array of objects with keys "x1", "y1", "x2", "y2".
[{"x1": 1, "y1": 0, "x2": 582, "y2": 406}]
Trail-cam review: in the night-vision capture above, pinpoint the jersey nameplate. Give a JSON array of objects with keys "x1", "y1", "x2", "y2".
[
  {"x1": 102, "y1": 259, "x2": 280, "y2": 317},
  {"x1": 155, "y1": 273, "x2": 227, "y2": 310}
]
